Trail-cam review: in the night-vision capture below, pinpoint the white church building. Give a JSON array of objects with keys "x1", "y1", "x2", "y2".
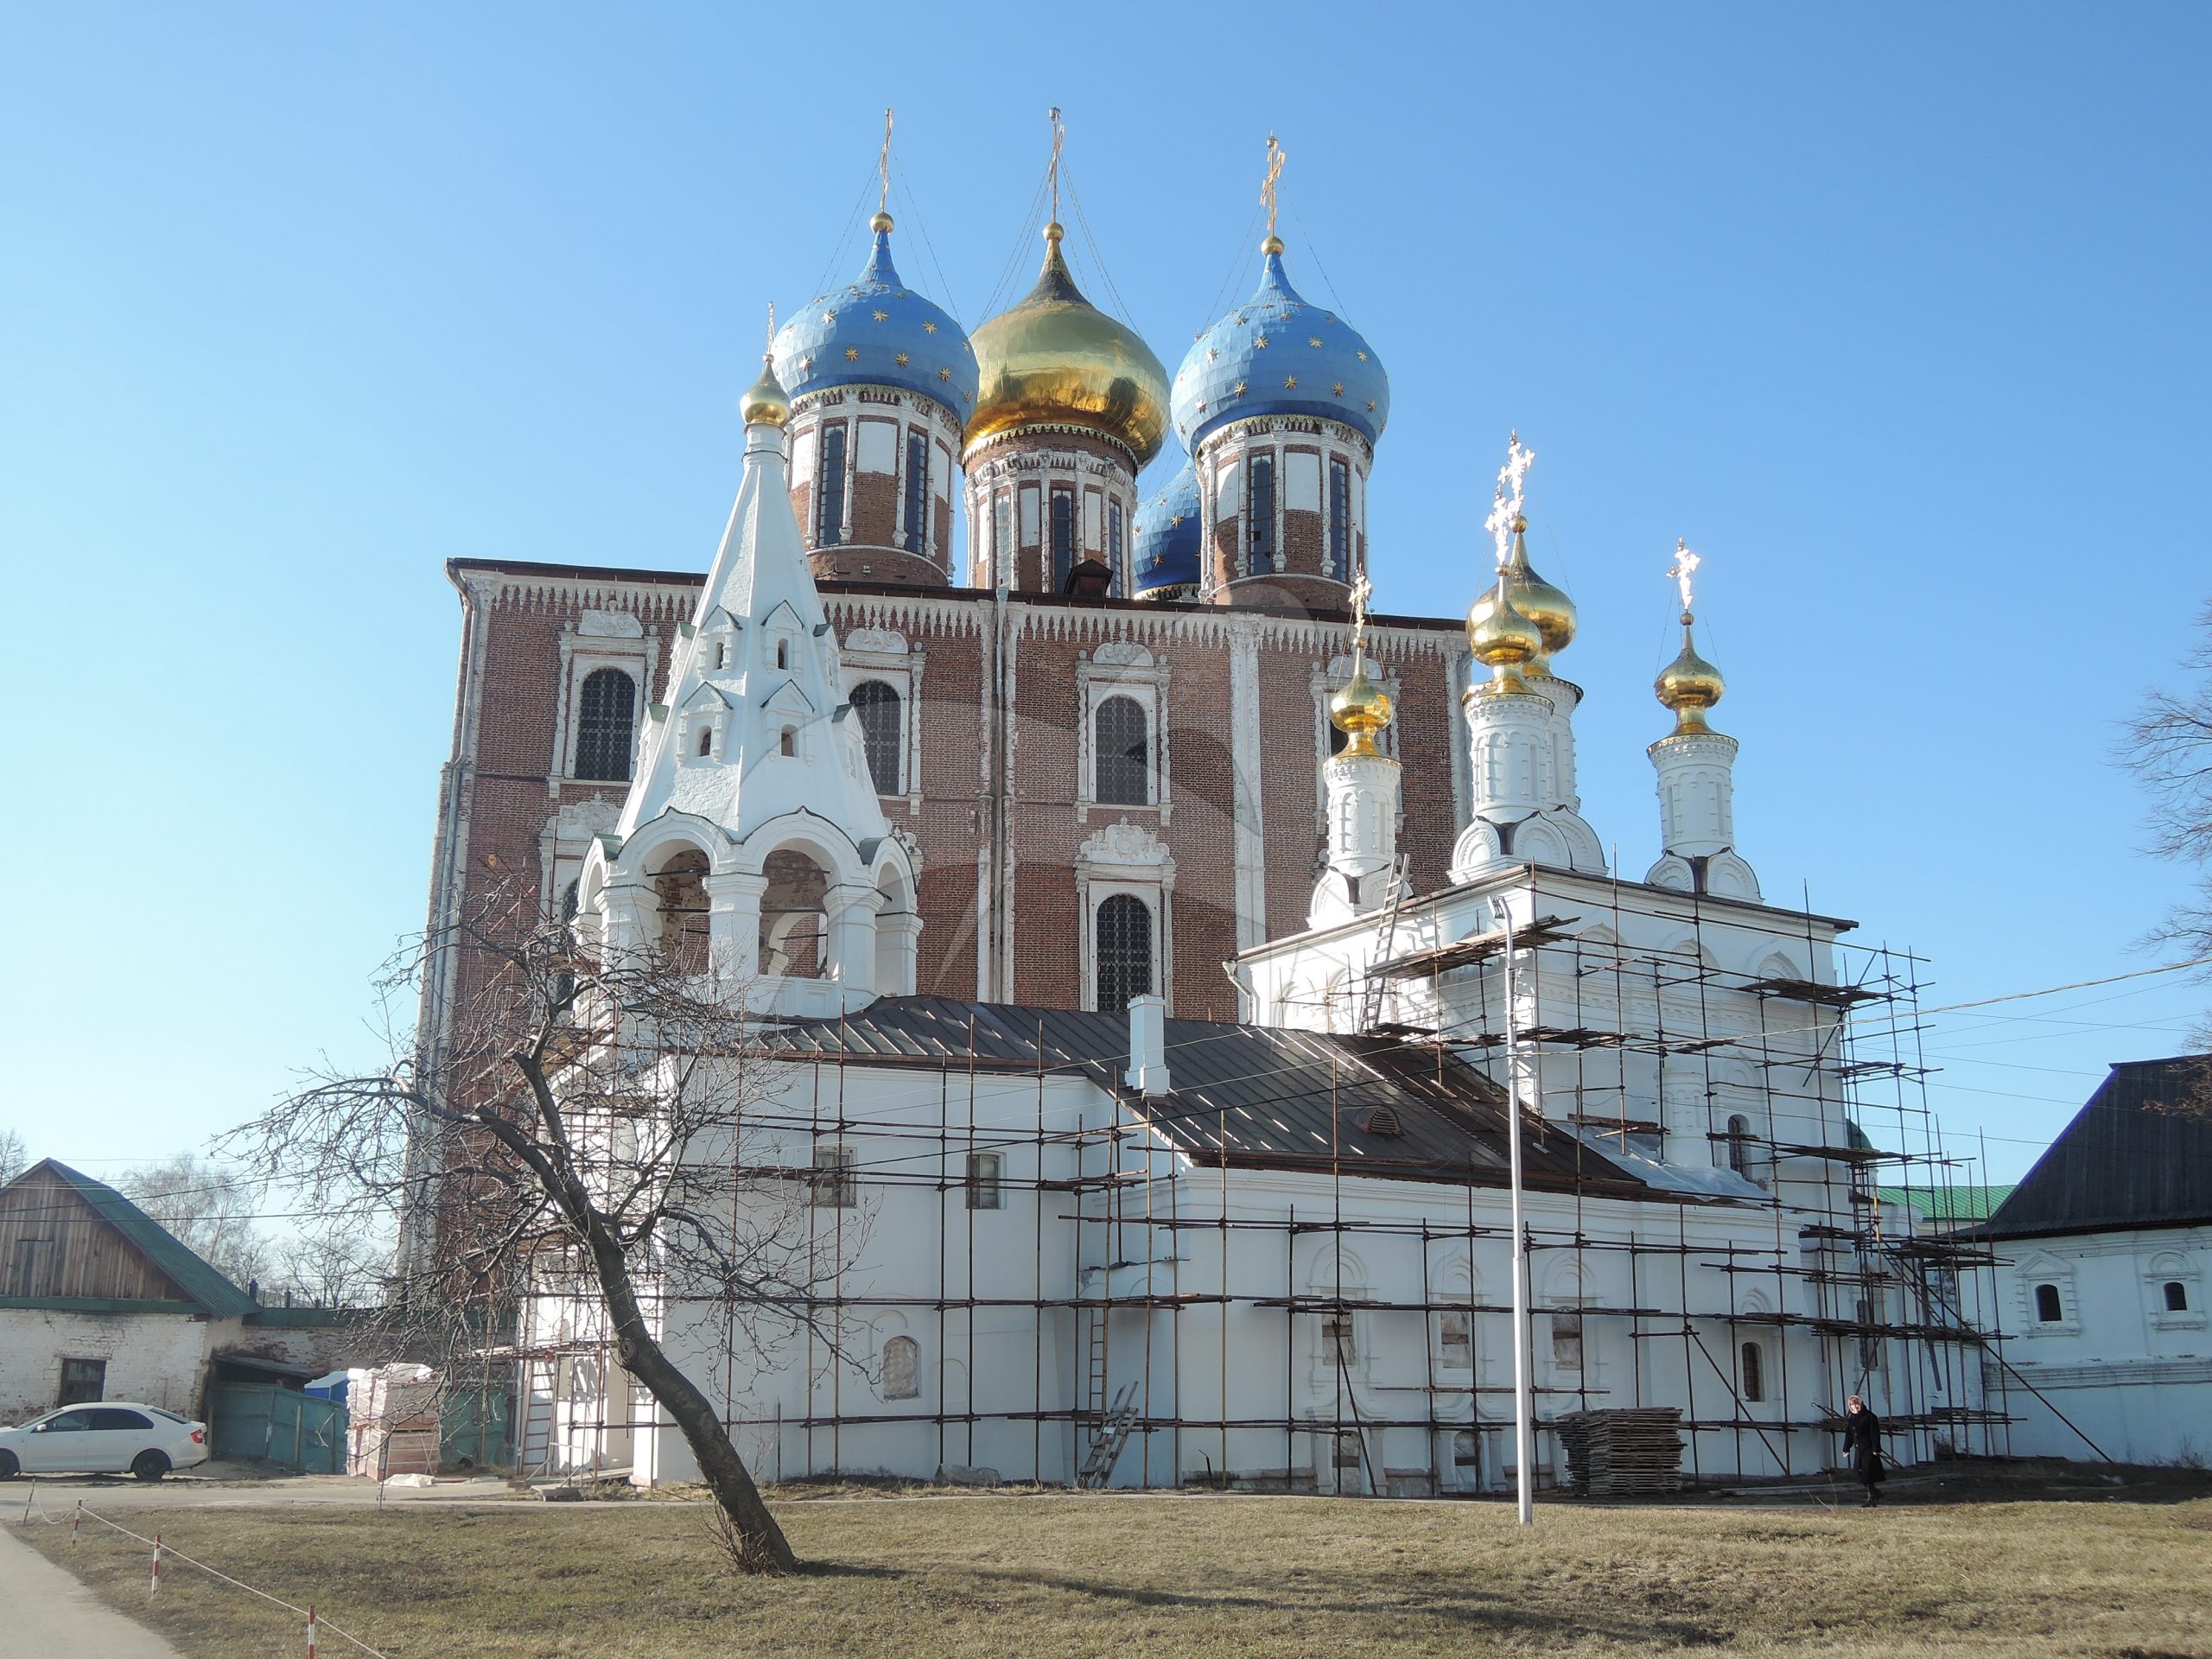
[{"x1": 513, "y1": 340, "x2": 2004, "y2": 1497}]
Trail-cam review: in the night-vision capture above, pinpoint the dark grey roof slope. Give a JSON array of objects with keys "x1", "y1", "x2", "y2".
[
  {"x1": 1978, "y1": 1056, "x2": 2212, "y2": 1241},
  {"x1": 755, "y1": 996, "x2": 1653, "y2": 1196},
  {"x1": 36, "y1": 1160, "x2": 259, "y2": 1318}
]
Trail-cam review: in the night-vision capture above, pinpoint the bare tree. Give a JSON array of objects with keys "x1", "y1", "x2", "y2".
[
  {"x1": 221, "y1": 888, "x2": 851, "y2": 1574},
  {"x1": 0, "y1": 1128, "x2": 25, "y2": 1187},
  {"x1": 2126, "y1": 599, "x2": 2212, "y2": 1055},
  {"x1": 268, "y1": 1226, "x2": 388, "y2": 1309},
  {"x1": 119, "y1": 1154, "x2": 275, "y2": 1290}
]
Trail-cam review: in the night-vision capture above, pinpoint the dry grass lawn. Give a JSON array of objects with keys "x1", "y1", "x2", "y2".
[{"x1": 23, "y1": 1491, "x2": 2212, "y2": 1658}]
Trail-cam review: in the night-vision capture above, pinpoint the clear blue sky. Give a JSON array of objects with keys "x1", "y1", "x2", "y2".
[{"x1": 4, "y1": 3, "x2": 2207, "y2": 1194}]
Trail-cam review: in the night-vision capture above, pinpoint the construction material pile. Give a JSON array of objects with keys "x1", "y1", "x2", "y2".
[{"x1": 1558, "y1": 1408, "x2": 1686, "y2": 1495}]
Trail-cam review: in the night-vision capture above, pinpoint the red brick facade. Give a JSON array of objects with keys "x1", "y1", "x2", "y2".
[{"x1": 426, "y1": 561, "x2": 1471, "y2": 1027}]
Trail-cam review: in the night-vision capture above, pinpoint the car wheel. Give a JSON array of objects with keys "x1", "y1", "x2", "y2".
[
  {"x1": 131, "y1": 1450, "x2": 170, "y2": 1483},
  {"x1": 0, "y1": 1451, "x2": 17, "y2": 1480}
]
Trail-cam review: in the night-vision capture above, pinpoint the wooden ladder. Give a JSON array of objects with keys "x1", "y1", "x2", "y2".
[
  {"x1": 1356, "y1": 854, "x2": 1414, "y2": 1033},
  {"x1": 1077, "y1": 1382, "x2": 1141, "y2": 1489}
]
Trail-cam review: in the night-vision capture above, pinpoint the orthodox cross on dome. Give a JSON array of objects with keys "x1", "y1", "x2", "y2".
[
  {"x1": 877, "y1": 107, "x2": 893, "y2": 218},
  {"x1": 764, "y1": 301, "x2": 775, "y2": 353},
  {"x1": 1669, "y1": 537, "x2": 1701, "y2": 620},
  {"x1": 1260, "y1": 132, "x2": 1287, "y2": 243},
  {"x1": 1348, "y1": 571, "x2": 1373, "y2": 655},
  {"x1": 1483, "y1": 429, "x2": 1535, "y2": 569},
  {"x1": 1046, "y1": 106, "x2": 1065, "y2": 224}
]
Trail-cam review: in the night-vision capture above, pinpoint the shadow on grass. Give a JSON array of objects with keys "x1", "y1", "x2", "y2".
[{"x1": 953, "y1": 1563, "x2": 1732, "y2": 1648}]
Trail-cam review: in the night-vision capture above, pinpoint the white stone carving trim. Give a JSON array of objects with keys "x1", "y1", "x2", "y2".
[{"x1": 550, "y1": 621, "x2": 658, "y2": 786}]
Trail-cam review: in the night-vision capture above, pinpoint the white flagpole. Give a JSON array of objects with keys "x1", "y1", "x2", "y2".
[{"x1": 1492, "y1": 893, "x2": 1536, "y2": 1527}]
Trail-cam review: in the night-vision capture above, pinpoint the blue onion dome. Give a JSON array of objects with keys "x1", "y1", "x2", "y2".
[
  {"x1": 1132, "y1": 455, "x2": 1201, "y2": 596},
  {"x1": 1171, "y1": 237, "x2": 1389, "y2": 452},
  {"x1": 772, "y1": 212, "x2": 977, "y2": 416}
]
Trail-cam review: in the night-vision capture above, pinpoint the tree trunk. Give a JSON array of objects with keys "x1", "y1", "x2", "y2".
[{"x1": 582, "y1": 1213, "x2": 796, "y2": 1572}]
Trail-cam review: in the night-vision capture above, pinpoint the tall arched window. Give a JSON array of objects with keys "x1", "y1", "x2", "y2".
[
  {"x1": 1740, "y1": 1340, "x2": 1765, "y2": 1403},
  {"x1": 1247, "y1": 452, "x2": 1276, "y2": 568},
  {"x1": 2165, "y1": 1281, "x2": 2190, "y2": 1313},
  {"x1": 575, "y1": 668, "x2": 637, "y2": 782},
  {"x1": 2034, "y1": 1282, "x2": 2063, "y2": 1324},
  {"x1": 1327, "y1": 456, "x2": 1351, "y2": 582},
  {"x1": 902, "y1": 431, "x2": 929, "y2": 556},
  {"x1": 816, "y1": 423, "x2": 847, "y2": 546},
  {"x1": 849, "y1": 681, "x2": 902, "y2": 794},
  {"x1": 1726, "y1": 1113, "x2": 1755, "y2": 1178},
  {"x1": 881, "y1": 1335, "x2": 918, "y2": 1400},
  {"x1": 1094, "y1": 696, "x2": 1149, "y2": 805},
  {"x1": 1049, "y1": 486, "x2": 1075, "y2": 589},
  {"x1": 1096, "y1": 893, "x2": 1153, "y2": 1014}
]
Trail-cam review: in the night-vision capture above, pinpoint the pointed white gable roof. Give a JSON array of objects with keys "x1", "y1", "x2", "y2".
[{"x1": 611, "y1": 404, "x2": 896, "y2": 867}]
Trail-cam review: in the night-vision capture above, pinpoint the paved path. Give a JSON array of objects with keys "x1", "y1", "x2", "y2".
[{"x1": 0, "y1": 1524, "x2": 188, "y2": 1657}]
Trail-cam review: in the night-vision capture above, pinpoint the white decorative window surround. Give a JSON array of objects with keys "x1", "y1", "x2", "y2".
[
  {"x1": 550, "y1": 611, "x2": 657, "y2": 784},
  {"x1": 2016, "y1": 1253, "x2": 2082, "y2": 1337},
  {"x1": 841, "y1": 626, "x2": 923, "y2": 809},
  {"x1": 1076, "y1": 819, "x2": 1175, "y2": 1013},
  {"x1": 2146, "y1": 1250, "x2": 2205, "y2": 1332},
  {"x1": 1076, "y1": 640, "x2": 1173, "y2": 821}
]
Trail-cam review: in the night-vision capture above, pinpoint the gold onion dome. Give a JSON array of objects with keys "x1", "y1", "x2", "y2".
[
  {"x1": 964, "y1": 222, "x2": 1170, "y2": 465},
  {"x1": 1465, "y1": 514, "x2": 1576, "y2": 671},
  {"x1": 1468, "y1": 572, "x2": 1545, "y2": 692},
  {"x1": 1328, "y1": 648, "x2": 1394, "y2": 756},
  {"x1": 1655, "y1": 613, "x2": 1726, "y2": 735},
  {"x1": 740, "y1": 352, "x2": 791, "y2": 428}
]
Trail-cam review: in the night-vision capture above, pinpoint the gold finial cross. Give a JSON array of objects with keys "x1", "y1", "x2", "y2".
[
  {"x1": 1047, "y1": 107, "x2": 1065, "y2": 224},
  {"x1": 1260, "y1": 132, "x2": 1287, "y2": 240},
  {"x1": 1349, "y1": 572, "x2": 1373, "y2": 654},
  {"x1": 764, "y1": 302, "x2": 775, "y2": 355},
  {"x1": 878, "y1": 107, "x2": 893, "y2": 217},
  {"x1": 1669, "y1": 538, "x2": 1701, "y2": 618},
  {"x1": 1483, "y1": 430, "x2": 1535, "y2": 570}
]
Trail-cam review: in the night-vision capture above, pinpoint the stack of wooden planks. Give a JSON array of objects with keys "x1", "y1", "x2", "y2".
[{"x1": 1558, "y1": 1408, "x2": 1686, "y2": 1495}]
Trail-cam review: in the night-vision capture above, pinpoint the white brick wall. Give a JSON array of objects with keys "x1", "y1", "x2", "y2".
[{"x1": 0, "y1": 1310, "x2": 238, "y2": 1421}]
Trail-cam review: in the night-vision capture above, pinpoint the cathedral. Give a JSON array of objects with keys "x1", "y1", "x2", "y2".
[{"x1": 423, "y1": 133, "x2": 2004, "y2": 1493}]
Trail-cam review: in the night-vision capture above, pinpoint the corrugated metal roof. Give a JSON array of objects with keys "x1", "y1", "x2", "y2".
[
  {"x1": 1977, "y1": 1057, "x2": 2212, "y2": 1240},
  {"x1": 1877, "y1": 1184, "x2": 2017, "y2": 1224},
  {"x1": 753, "y1": 996, "x2": 1652, "y2": 1195},
  {"x1": 31, "y1": 1160, "x2": 259, "y2": 1319}
]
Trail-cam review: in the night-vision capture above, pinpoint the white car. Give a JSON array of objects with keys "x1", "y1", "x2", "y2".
[{"x1": 0, "y1": 1402, "x2": 209, "y2": 1481}]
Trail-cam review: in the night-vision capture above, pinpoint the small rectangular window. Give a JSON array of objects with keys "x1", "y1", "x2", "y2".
[
  {"x1": 1247, "y1": 453, "x2": 1277, "y2": 567},
  {"x1": 1327, "y1": 457, "x2": 1351, "y2": 582},
  {"x1": 1550, "y1": 1313, "x2": 1584, "y2": 1370},
  {"x1": 810, "y1": 1145, "x2": 855, "y2": 1208},
  {"x1": 1050, "y1": 486, "x2": 1075, "y2": 589},
  {"x1": 58, "y1": 1357, "x2": 105, "y2": 1405},
  {"x1": 965, "y1": 1151, "x2": 1002, "y2": 1211},
  {"x1": 903, "y1": 430, "x2": 929, "y2": 556},
  {"x1": 817, "y1": 423, "x2": 848, "y2": 547}
]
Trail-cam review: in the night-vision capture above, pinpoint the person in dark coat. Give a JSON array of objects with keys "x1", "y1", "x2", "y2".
[{"x1": 1842, "y1": 1394, "x2": 1885, "y2": 1506}]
